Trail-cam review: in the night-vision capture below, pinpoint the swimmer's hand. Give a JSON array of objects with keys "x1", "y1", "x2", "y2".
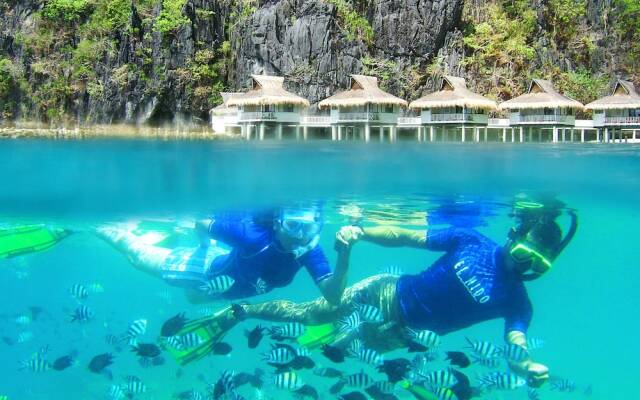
[
  {"x1": 510, "y1": 359, "x2": 549, "y2": 388},
  {"x1": 195, "y1": 218, "x2": 212, "y2": 247},
  {"x1": 336, "y1": 225, "x2": 364, "y2": 247}
]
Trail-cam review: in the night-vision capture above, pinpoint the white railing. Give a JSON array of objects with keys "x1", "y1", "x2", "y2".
[
  {"x1": 300, "y1": 116, "x2": 331, "y2": 124},
  {"x1": 604, "y1": 116, "x2": 640, "y2": 125},
  {"x1": 517, "y1": 115, "x2": 572, "y2": 123},
  {"x1": 338, "y1": 112, "x2": 380, "y2": 121},
  {"x1": 239, "y1": 112, "x2": 277, "y2": 121},
  {"x1": 397, "y1": 117, "x2": 421, "y2": 125},
  {"x1": 488, "y1": 118, "x2": 510, "y2": 126}
]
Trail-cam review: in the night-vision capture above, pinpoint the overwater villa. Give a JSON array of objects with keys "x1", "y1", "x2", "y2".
[
  {"x1": 209, "y1": 92, "x2": 242, "y2": 134},
  {"x1": 318, "y1": 75, "x2": 407, "y2": 141},
  {"x1": 409, "y1": 75, "x2": 497, "y2": 142},
  {"x1": 585, "y1": 79, "x2": 640, "y2": 142},
  {"x1": 499, "y1": 79, "x2": 583, "y2": 142},
  {"x1": 226, "y1": 75, "x2": 309, "y2": 140}
]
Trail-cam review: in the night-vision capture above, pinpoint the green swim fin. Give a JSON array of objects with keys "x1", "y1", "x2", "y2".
[
  {"x1": 163, "y1": 306, "x2": 239, "y2": 365},
  {"x1": 296, "y1": 323, "x2": 343, "y2": 349},
  {"x1": 0, "y1": 225, "x2": 71, "y2": 259}
]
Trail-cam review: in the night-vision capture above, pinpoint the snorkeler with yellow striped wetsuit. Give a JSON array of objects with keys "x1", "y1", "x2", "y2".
[{"x1": 175, "y1": 203, "x2": 577, "y2": 389}]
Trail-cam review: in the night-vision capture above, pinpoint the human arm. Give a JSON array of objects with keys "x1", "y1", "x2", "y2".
[
  {"x1": 195, "y1": 213, "x2": 264, "y2": 249},
  {"x1": 301, "y1": 244, "x2": 347, "y2": 306},
  {"x1": 336, "y1": 225, "x2": 426, "y2": 248},
  {"x1": 504, "y1": 285, "x2": 548, "y2": 388}
]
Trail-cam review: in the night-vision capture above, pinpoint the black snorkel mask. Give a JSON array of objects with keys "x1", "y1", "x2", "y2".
[{"x1": 508, "y1": 207, "x2": 578, "y2": 281}]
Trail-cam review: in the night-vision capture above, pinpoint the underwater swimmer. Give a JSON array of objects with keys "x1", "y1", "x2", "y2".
[
  {"x1": 201, "y1": 208, "x2": 577, "y2": 388},
  {"x1": 97, "y1": 207, "x2": 349, "y2": 304}
]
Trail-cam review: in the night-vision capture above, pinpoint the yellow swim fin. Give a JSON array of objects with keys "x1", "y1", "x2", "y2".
[
  {"x1": 296, "y1": 322, "x2": 343, "y2": 349},
  {"x1": 399, "y1": 380, "x2": 439, "y2": 400},
  {"x1": 0, "y1": 225, "x2": 71, "y2": 259},
  {"x1": 163, "y1": 306, "x2": 239, "y2": 365}
]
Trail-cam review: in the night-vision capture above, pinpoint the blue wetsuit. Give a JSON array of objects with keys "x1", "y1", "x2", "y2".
[
  {"x1": 205, "y1": 212, "x2": 333, "y2": 299},
  {"x1": 396, "y1": 227, "x2": 532, "y2": 335}
]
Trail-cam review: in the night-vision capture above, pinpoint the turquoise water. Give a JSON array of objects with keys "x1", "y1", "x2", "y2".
[{"x1": 1, "y1": 140, "x2": 639, "y2": 399}]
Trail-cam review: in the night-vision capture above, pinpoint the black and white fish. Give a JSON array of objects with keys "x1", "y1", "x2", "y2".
[
  {"x1": 262, "y1": 347, "x2": 295, "y2": 365},
  {"x1": 126, "y1": 319, "x2": 147, "y2": 338},
  {"x1": 269, "y1": 322, "x2": 306, "y2": 339},
  {"x1": 69, "y1": 284, "x2": 89, "y2": 300},
  {"x1": 313, "y1": 367, "x2": 343, "y2": 378},
  {"x1": 551, "y1": 378, "x2": 576, "y2": 392},
  {"x1": 199, "y1": 275, "x2": 235, "y2": 295},
  {"x1": 354, "y1": 303, "x2": 384, "y2": 323},
  {"x1": 465, "y1": 338, "x2": 500, "y2": 358},
  {"x1": 470, "y1": 354, "x2": 500, "y2": 368},
  {"x1": 344, "y1": 371, "x2": 374, "y2": 389},
  {"x1": 213, "y1": 370, "x2": 236, "y2": 398},
  {"x1": 108, "y1": 384, "x2": 125, "y2": 399},
  {"x1": 274, "y1": 371, "x2": 304, "y2": 391},
  {"x1": 372, "y1": 380, "x2": 395, "y2": 394},
  {"x1": 105, "y1": 334, "x2": 123, "y2": 346},
  {"x1": 295, "y1": 346, "x2": 310, "y2": 357},
  {"x1": 339, "y1": 311, "x2": 362, "y2": 333},
  {"x1": 349, "y1": 339, "x2": 363, "y2": 355},
  {"x1": 380, "y1": 265, "x2": 404, "y2": 276},
  {"x1": 434, "y1": 387, "x2": 458, "y2": 400},
  {"x1": 419, "y1": 369, "x2": 458, "y2": 388},
  {"x1": 478, "y1": 372, "x2": 526, "y2": 390},
  {"x1": 123, "y1": 376, "x2": 146, "y2": 395},
  {"x1": 179, "y1": 332, "x2": 204, "y2": 349},
  {"x1": 14, "y1": 314, "x2": 32, "y2": 325},
  {"x1": 17, "y1": 331, "x2": 34, "y2": 343},
  {"x1": 20, "y1": 356, "x2": 51, "y2": 372},
  {"x1": 500, "y1": 343, "x2": 529, "y2": 363},
  {"x1": 164, "y1": 335, "x2": 184, "y2": 350},
  {"x1": 70, "y1": 305, "x2": 94, "y2": 323},
  {"x1": 527, "y1": 387, "x2": 540, "y2": 400},
  {"x1": 526, "y1": 337, "x2": 545, "y2": 350},
  {"x1": 407, "y1": 328, "x2": 441, "y2": 348},
  {"x1": 354, "y1": 347, "x2": 384, "y2": 367}
]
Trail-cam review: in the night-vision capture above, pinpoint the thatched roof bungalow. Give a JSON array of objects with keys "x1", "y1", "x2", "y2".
[
  {"x1": 409, "y1": 75, "x2": 497, "y2": 125},
  {"x1": 500, "y1": 79, "x2": 583, "y2": 126},
  {"x1": 209, "y1": 92, "x2": 243, "y2": 133},
  {"x1": 585, "y1": 80, "x2": 640, "y2": 127}
]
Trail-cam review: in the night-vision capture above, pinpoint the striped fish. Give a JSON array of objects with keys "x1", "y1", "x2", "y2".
[
  {"x1": 500, "y1": 343, "x2": 529, "y2": 362},
  {"x1": 253, "y1": 278, "x2": 268, "y2": 295},
  {"x1": 419, "y1": 369, "x2": 458, "y2": 388},
  {"x1": 344, "y1": 371, "x2": 373, "y2": 388},
  {"x1": 470, "y1": 354, "x2": 501, "y2": 368},
  {"x1": 269, "y1": 322, "x2": 306, "y2": 339},
  {"x1": 339, "y1": 311, "x2": 362, "y2": 333},
  {"x1": 69, "y1": 284, "x2": 88, "y2": 300},
  {"x1": 478, "y1": 372, "x2": 526, "y2": 390},
  {"x1": 164, "y1": 335, "x2": 184, "y2": 350},
  {"x1": 199, "y1": 275, "x2": 235, "y2": 295},
  {"x1": 15, "y1": 315, "x2": 32, "y2": 325},
  {"x1": 70, "y1": 305, "x2": 94, "y2": 322},
  {"x1": 527, "y1": 387, "x2": 540, "y2": 400},
  {"x1": 186, "y1": 390, "x2": 204, "y2": 400},
  {"x1": 354, "y1": 303, "x2": 384, "y2": 323},
  {"x1": 465, "y1": 338, "x2": 500, "y2": 358},
  {"x1": 217, "y1": 370, "x2": 236, "y2": 393},
  {"x1": 179, "y1": 332, "x2": 204, "y2": 349},
  {"x1": 354, "y1": 347, "x2": 384, "y2": 366},
  {"x1": 435, "y1": 387, "x2": 458, "y2": 400},
  {"x1": 349, "y1": 338, "x2": 363, "y2": 355},
  {"x1": 380, "y1": 265, "x2": 404, "y2": 276},
  {"x1": 274, "y1": 371, "x2": 304, "y2": 391},
  {"x1": 17, "y1": 331, "x2": 33, "y2": 344},
  {"x1": 105, "y1": 334, "x2": 123, "y2": 346},
  {"x1": 87, "y1": 282, "x2": 105, "y2": 293},
  {"x1": 408, "y1": 328, "x2": 441, "y2": 348},
  {"x1": 526, "y1": 337, "x2": 545, "y2": 350},
  {"x1": 295, "y1": 346, "x2": 310, "y2": 357},
  {"x1": 373, "y1": 380, "x2": 395, "y2": 393},
  {"x1": 123, "y1": 376, "x2": 146, "y2": 395},
  {"x1": 126, "y1": 319, "x2": 147, "y2": 338},
  {"x1": 551, "y1": 379, "x2": 576, "y2": 392},
  {"x1": 20, "y1": 356, "x2": 51, "y2": 372},
  {"x1": 262, "y1": 347, "x2": 295, "y2": 365},
  {"x1": 108, "y1": 384, "x2": 125, "y2": 399}
]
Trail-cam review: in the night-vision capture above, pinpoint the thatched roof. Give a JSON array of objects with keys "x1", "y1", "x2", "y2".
[
  {"x1": 210, "y1": 92, "x2": 243, "y2": 114},
  {"x1": 226, "y1": 75, "x2": 310, "y2": 107},
  {"x1": 584, "y1": 80, "x2": 640, "y2": 110},
  {"x1": 499, "y1": 79, "x2": 583, "y2": 110},
  {"x1": 409, "y1": 76, "x2": 497, "y2": 110},
  {"x1": 318, "y1": 75, "x2": 408, "y2": 109}
]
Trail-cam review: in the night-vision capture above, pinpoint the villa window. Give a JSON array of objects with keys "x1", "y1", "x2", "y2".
[
  {"x1": 384, "y1": 104, "x2": 394, "y2": 113},
  {"x1": 281, "y1": 104, "x2": 294, "y2": 112}
]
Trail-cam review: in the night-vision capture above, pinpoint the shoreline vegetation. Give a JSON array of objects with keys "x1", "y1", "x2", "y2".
[{"x1": 0, "y1": 122, "x2": 236, "y2": 140}]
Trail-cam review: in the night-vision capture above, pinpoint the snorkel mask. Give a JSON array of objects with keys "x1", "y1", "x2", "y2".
[
  {"x1": 508, "y1": 204, "x2": 578, "y2": 281},
  {"x1": 274, "y1": 208, "x2": 323, "y2": 258}
]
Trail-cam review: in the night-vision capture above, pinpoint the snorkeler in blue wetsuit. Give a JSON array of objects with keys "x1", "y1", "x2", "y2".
[
  {"x1": 97, "y1": 207, "x2": 349, "y2": 304},
  {"x1": 197, "y1": 202, "x2": 577, "y2": 387}
]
